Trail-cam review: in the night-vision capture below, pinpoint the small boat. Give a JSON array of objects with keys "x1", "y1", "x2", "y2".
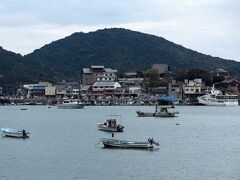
[
  {"x1": 1, "y1": 128, "x2": 30, "y2": 138},
  {"x1": 136, "y1": 106, "x2": 179, "y2": 117},
  {"x1": 98, "y1": 118, "x2": 124, "y2": 132},
  {"x1": 57, "y1": 99, "x2": 84, "y2": 109},
  {"x1": 100, "y1": 137, "x2": 159, "y2": 149},
  {"x1": 20, "y1": 108, "x2": 27, "y2": 110}
]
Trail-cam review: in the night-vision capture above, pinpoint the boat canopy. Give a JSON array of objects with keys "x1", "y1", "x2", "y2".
[{"x1": 158, "y1": 96, "x2": 178, "y2": 102}]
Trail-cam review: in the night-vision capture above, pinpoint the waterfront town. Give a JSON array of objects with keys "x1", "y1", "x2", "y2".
[{"x1": 0, "y1": 63, "x2": 240, "y2": 105}]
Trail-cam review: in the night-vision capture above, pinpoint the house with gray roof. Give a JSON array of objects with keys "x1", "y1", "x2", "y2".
[{"x1": 82, "y1": 65, "x2": 117, "y2": 85}]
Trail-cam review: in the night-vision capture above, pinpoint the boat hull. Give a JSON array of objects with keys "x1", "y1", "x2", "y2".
[
  {"x1": 57, "y1": 104, "x2": 84, "y2": 109},
  {"x1": 101, "y1": 138, "x2": 154, "y2": 149},
  {"x1": 98, "y1": 124, "x2": 124, "y2": 132},
  {"x1": 136, "y1": 111, "x2": 179, "y2": 117},
  {"x1": 197, "y1": 89, "x2": 239, "y2": 106},
  {"x1": 197, "y1": 97, "x2": 238, "y2": 106},
  {"x1": 1, "y1": 128, "x2": 30, "y2": 138}
]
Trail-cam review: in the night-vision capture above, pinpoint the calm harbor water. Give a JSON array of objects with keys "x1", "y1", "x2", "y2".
[{"x1": 0, "y1": 105, "x2": 240, "y2": 180}]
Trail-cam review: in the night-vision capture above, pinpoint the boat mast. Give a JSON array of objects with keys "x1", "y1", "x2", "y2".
[{"x1": 78, "y1": 76, "x2": 81, "y2": 103}]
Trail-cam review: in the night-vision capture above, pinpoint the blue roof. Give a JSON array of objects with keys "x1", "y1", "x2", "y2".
[{"x1": 158, "y1": 96, "x2": 178, "y2": 102}]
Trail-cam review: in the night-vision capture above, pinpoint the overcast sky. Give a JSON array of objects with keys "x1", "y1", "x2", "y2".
[{"x1": 0, "y1": 0, "x2": 239, "y2": 61}]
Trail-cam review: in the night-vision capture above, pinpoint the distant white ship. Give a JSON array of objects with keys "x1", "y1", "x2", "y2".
[
  {"x1": 57, "y1": 99, "x2": 84, "y2": 109},
  {"x1": 197, "y1": 86, "x2": 239, "y2": 106}
]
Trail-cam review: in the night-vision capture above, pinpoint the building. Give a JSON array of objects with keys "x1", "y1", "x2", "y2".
[
  {"x1": 92, "y1": 81, "x2": 121, "y2": 92},
  {"x1": 82, "y1": 65, "x2": 117, "y2": 85},
  {"x1": 211, "y1": 68, "x2": 230, "y2": 78},
  {"x1": 23, "y1": 82, "x2": 54, "y2": 98},
  {"x1": 183, "y1": 79, "x2": 205, "y2": 102},
  {"x1": 215, "y1": 78, "x2": 240, "y2": 95},
  {"x1": 45, "y1": 86, "x2": 56, "y2": 97},
  {"x1": 55, "y1": 81, "x2": 81, "y2": 98},
  {"x1": 89, "y1": 81, "x2": 121, "y2": 96},
  {"x1": 118, "y1": 71, "x2": 143, "y2": 87},
  {"x1": 118, "y1": 78, "x2": 144, "y2": 87},
  {"x1": 168, "y1": 80, "x2": 182, "y2": 100},
  {"x1": 127, "y1": 86, "x2": 141, "y2": 97}
]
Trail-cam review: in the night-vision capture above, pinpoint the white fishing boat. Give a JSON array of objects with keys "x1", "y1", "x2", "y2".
[
  {"x1": 197, "y1": 86, "x2": 238, "y2": 106},
  {"x1": 98, "y1": 119, "x2": 124, "y2": 132},
  {"x1": 1, "y1": 128, "x2": 30, "y2": 138},
  {"x1": 100, "y1": 137, "x2": 159, "y2": 149},
  {"x1": 57, "y1": 99, "x2": 84, "y2": 109}
]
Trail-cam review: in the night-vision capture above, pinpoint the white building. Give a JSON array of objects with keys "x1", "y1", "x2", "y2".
[
  {"x1": 92, "y1": 82, "x2": 121, "y2": 92},
  {"x1": 183, "y1": 79, "x2": 203, "y2": 94}
]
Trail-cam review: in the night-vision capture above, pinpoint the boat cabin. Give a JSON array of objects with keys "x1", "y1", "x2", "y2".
[{"x1": 104, "y1": 119, "x2": 117, "y2": 128}]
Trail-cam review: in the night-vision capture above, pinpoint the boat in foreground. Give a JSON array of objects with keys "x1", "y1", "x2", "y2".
[
  {"x1": 100, "y1": 137, "x2": 159, "y2": 149},
  {"x1": 57, "y1": 99, "x2": 84, "y2": 109},
  {"x1": 1, "y1": 128, "x2": 30, "y2": 138},
  {"x1": 98, "y1": 118, "x2": 124, "y2": 132},
  {"x1": 137, "y1": 106, "x2": 179, "y2": 117}
]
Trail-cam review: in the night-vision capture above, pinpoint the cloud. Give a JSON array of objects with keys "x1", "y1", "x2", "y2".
[{"x1": 0, "y1": 0, "x2": 239, "y2": 60}]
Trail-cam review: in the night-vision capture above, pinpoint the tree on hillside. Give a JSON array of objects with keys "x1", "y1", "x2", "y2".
[{"x1": 175, "y1": 69, "x2": 213, "y2": 86}]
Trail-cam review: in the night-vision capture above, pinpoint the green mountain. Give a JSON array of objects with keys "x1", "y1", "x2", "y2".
[
  {"x1": 0, "y1": 47, "x2": 54, "y2": 86},
  {"x1": 1, "y1": 28, "x2": 240, "y2": 86},
  {"x1": 25, "y1": 28, "x2": 240, "y2": 79}
]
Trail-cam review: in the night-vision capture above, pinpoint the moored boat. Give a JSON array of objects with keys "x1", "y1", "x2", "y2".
[
  {"x1": 57, "y1": 99, "x2": 84, "y2": 109},
  {"x1": 1, "y1": 128, "x2": 30, "y2": 138},
  {"x1": 100, "y1": 137, "x2": 159, "y2": 149},
  {"x1": 98, "y1": 118, "x2": 124, "y2": 132},
  {"x1": 136, "y1": 106, "x2": 179, "y2": 117},
  {"x1": 197, "y1": 86, "x2": 238, "y2": 106}
]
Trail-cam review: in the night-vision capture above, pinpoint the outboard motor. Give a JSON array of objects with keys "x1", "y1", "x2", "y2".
[
  {"x1": 117, "y1": 125, "x2": 124, "y2": 131},
  {"x1": 148, "y1": 137, "x2": 159, "y2": 146},
  {"x1": 22, "y1": 129, "x2": 27, "y2": 138}
]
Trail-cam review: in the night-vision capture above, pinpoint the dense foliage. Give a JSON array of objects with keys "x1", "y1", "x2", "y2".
[
  {"x1": 1, "y1": 28, "x2": 240, "y2": 86},
  {"x1": 0, "y1": 47, "x2": 55, "y2": 87}
]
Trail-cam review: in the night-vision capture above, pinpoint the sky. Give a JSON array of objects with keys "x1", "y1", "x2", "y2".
[{"x1": 0, "y1": 0, "x2": 239, "y2": 61}]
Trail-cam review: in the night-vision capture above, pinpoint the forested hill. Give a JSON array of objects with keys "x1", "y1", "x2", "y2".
[
  {"x1": 1, "y1": 28, "x2": 240, "y2": 85},
  {"x1": 0, "y1": 47, "x2": 55, "y2": 85},
  {"x1": 25, "y1": 28, "x2": 240, "y2": 79}
]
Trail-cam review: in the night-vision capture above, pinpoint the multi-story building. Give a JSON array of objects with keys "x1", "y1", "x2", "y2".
[
  {"x1": 23, "y1": 82, "x2": 54, "y2": 98},
  {"x1": 183, "y1": 79, "x2": 204, "y2": 101},
  {"x1": 211, "y1": 68, "x2": 230, "y2": 78},
  {"x1": 168, "y1": 80, "x2": 182, "y2": 100},
  {"x1": 55, "y1": 81, "x2": 81, "y2": 98},
  {"x1": 82, "y1": 65, "x2": 117, "y2": 85},
  {"x1": 92, "y1": 81, "x2": 121, "y2": 94},
  {"x1": 215, "y1": 78, "x2": 240, "y2": 95}
]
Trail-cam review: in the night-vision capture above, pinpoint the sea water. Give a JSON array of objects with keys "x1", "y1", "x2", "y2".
[{"x1": 0, "y1": 105, "x2": 240, "y2": 180}]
